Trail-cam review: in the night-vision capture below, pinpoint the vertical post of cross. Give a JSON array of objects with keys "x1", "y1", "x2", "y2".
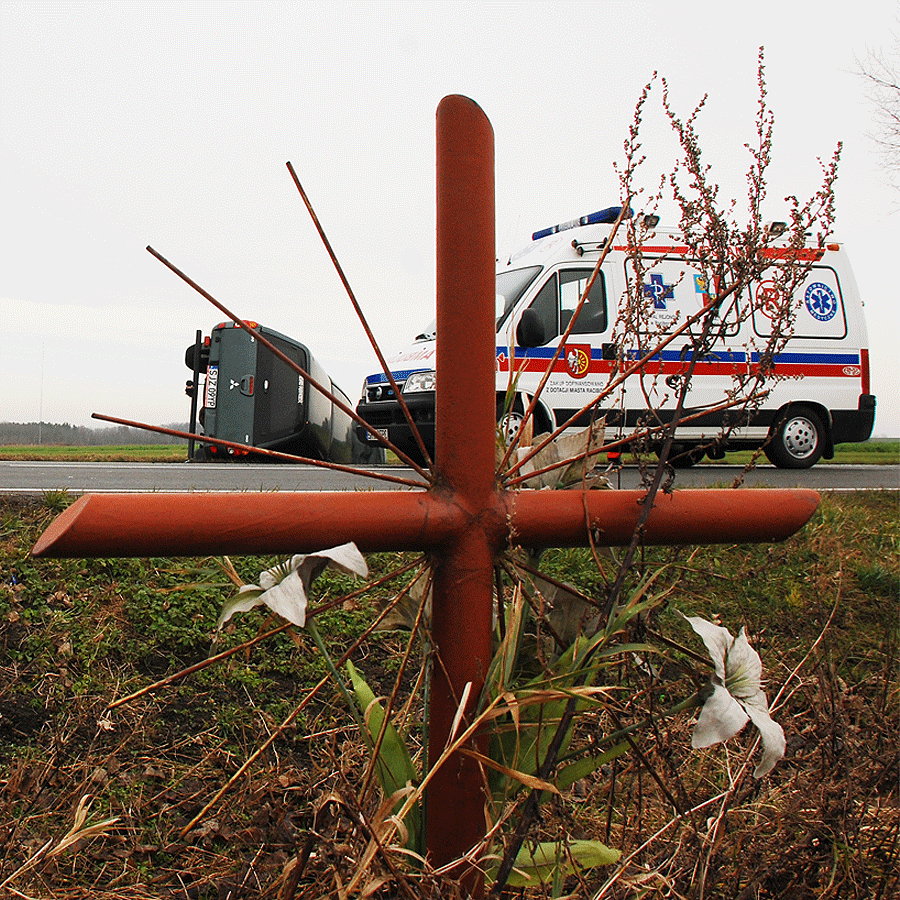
[{"x1": 427, "y1": 95, "x2": 499, "y2": 878}]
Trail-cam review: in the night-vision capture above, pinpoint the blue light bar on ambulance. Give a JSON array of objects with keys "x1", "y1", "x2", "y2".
[{"x1": 532, "y1": 206, "x2": 632, "y2": 242}]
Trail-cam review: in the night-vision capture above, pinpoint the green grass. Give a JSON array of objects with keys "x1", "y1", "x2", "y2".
[
  {"x1": 712, "y1": 439, "x2": 899, "y2": 466},
  {"x1": 1, "y1": 492, "x2": 896, "y2": 898},
  {"x1": 0, "y1": 444, "x2": 187, "y2": 462},
  {"x1": 1, "y1": 439, "x2": 897, "y2": 465}
]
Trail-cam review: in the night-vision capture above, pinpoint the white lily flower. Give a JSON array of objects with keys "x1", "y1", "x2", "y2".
[
  {"x1": 218, "y1": 543, "x2": 368, "y2": 629},
  {"x1": 681, "y1": 614, "x2": 785, "y2": 778}
]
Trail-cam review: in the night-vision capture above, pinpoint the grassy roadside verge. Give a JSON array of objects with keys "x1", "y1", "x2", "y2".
[
  {"x1": 711, "y1": 439, "x2": 899, "y2": 466},
  {"x1": 0, "y1": 440, "x2": 897, "y2": 465},
  {"x1": 0, "y1": 491, "x2": 897, "y2": 897},
  {"x1": 0, "y1": 445, "x2": 187, "y2": 462}
]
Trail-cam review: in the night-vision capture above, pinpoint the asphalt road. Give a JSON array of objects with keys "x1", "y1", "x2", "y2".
[{"x1": 1, "y1": 460, "x2": 896, "y2": 495}]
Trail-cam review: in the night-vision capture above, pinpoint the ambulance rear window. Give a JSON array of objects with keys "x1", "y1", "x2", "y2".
[{"x1": 751, "y1": 266, "x2": 847, "y2": 340}]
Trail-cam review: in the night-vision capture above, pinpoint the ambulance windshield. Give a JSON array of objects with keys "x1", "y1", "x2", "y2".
[{"x1": 413, "y1": 265, "x2": 542, "y2": 341}]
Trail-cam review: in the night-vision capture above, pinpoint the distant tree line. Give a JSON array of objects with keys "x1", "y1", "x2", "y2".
[{"x1": 0, "y1": 422, "x2": 190, "y2": 446}]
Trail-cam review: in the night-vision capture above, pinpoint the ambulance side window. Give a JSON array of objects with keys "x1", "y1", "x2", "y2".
[
  {"x1": 526, "y1": 269, "x2": 608, "y2": 344},
  {"x1": 529, "y1": 275, "x2": 559, "y2": 343},
  {"x1": 561, "y1": 269, "x2": 607, "y2": 335}
]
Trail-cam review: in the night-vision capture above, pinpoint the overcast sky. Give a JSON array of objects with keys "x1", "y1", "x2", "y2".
[{"x1": 2, "y1": 0, "x2": 898, "y2": 438}]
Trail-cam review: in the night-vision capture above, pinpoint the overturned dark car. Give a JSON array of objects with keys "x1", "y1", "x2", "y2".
[{"x1": 184, "y1": 321, "x2": 377, "y2": 463}]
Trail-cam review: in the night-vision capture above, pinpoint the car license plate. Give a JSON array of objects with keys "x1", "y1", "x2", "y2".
[{"x1": 204, "y1": 366, "x2": 219, "y2": 408}]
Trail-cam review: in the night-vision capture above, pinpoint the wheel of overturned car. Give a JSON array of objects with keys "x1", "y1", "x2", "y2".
[
  {"x1": 763, "y1": 406, "x2": 825, "y2": 469},
  {"x1": 185, "y1": 343, "x2": 210, "y2": 372},
  {"x1": 657, "y1": 443, "x2": 704, "y2": 468}
]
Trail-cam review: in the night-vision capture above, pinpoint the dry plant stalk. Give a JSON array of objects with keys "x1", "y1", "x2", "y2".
[
  {"x1": 0, "y1": 795, "x2": 119, "y2": 891},
  {"x1": 6, "y1": 50, "x2": 888, "y2": 900}
]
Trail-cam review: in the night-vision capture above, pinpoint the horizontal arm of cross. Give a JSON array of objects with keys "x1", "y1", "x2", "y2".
[{"x1": 31, "y1": 487, "x2": 819, "y2": 559}]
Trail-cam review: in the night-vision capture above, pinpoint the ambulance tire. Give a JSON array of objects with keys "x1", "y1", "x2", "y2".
[
  {"x1": 764, "y1": 406, "x2": 825, "y2": 469},
  {"x1": 496, "y1": 397, "x2": 551, "y2": 446},
  {"x1": 499, "y1": 410, "x2": 526, "y2": 446}
]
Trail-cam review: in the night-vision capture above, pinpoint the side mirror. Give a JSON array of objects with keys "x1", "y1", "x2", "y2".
[{"x1": 516, "y1": 308, "x2": 545, "y2": 348}]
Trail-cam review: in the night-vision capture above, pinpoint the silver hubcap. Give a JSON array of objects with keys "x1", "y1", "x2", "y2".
[
  {"x1": 783, "y1": 416, "x2": 817, "y2": 459},
  {"x1": 500, "y1": 413, "x2": 523, "y2": 445}
]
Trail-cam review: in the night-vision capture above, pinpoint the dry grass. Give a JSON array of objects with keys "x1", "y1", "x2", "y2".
[{"x1": 0, "y1": 492, "x2": 896, "y2": 898}]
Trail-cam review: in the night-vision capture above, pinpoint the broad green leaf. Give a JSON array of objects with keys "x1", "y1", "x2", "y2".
[
  {"x1": 553, "y1": 740, "x2": 630, "y2": 793},
  {"x1": 217, "y1": 586, "x2": 264, "y2": 628},
  {"x1": 346, "y1": 661, "x2": 421, "y2": 853},
  {"x1": 604, "y1": 567, "x2": 674, "y2": 637},
  {"x1": 495, "y1": 839, "x2": 621, "y2": 887},
  {"x1": 489, "y1": 634, "x2": 601, "y2": 799},
  {"x1": 483, "y1": 589, "x2": 527, "y2": 701}
]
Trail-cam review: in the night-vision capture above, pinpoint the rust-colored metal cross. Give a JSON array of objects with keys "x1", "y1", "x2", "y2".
[{"x1": 33, "y1": 95, "x2": 818, "y2": 876}]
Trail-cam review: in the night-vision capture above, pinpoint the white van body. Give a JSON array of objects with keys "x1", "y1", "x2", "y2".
[{"x1": 356, "y1": 213, "x2": 876, "y2": 468}]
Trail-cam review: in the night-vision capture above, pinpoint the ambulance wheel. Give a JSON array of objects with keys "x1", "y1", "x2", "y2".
[
  {"x1": 499, "y1": 410, "x2": 528, "y2": 446},
  {"x1": 496, "y1": 397, "x2": 550, "y2": 446},
  {"x1": 764, "y1": 407, "x2": 825, "y2": 469}
]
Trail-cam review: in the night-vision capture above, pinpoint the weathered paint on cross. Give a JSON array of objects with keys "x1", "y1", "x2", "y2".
[{"x1": 32, "y1": 95, "x2": 819, "y2": 883}]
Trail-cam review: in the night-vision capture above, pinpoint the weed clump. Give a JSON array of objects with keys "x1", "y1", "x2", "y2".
[{"x1": 0, "y1": 493, "x2": 896, "y2": 897}]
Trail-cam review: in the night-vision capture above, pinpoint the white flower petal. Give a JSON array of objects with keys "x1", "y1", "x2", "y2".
[
  {"x1": 257, "y1": 568, "x2": 309, "y2": 626},
  {"x1": 725, "y1": 628, "x2": 764, "y2": 701},
  {"x1": 219, "y1": 544, "x2": 368, "y2": 630},
  {"x1": 296, "y1": 543, "x2": 368, "y2": 585},
  {"x1": 682, "y1": 613, "x2": 786, "y2": 776},
  {"x1": 681, "y1": 614, "x2": 733, "y2": 681},
  {"x1": 741, "y1": 693, "x2": 786, "y2": 778},
  {"x1": 217, "y1": 585, "x2": 264, "y2": 629},
  {"x1": 692, "y1": 683, "x2": 749, "y2": 748},
  {"x1": 259, "y1": 558, "x2": 296, "y2": 590}
]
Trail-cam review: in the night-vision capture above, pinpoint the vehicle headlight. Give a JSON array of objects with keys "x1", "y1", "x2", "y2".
[{"x1": 403, "y1": 370, "x2": 437, "y2": 393}]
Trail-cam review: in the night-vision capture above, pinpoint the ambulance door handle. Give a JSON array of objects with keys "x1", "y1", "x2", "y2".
[{"x1": 601, "y1": 342, "x2": 618, "y2": 361}]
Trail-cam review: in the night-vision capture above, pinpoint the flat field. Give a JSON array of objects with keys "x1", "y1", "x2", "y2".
[
  {"x1": 0, "y1": 445, "x2": 187, "y2": 462},
  {"x1": 1, "y1": 491, "x2": 897, "y2": 898},
  {"x1": 0, "y1": 440, "x2": 897, "y2": 465}
]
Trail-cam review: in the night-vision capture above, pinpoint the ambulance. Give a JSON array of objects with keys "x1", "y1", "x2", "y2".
[{"x1": 355, "y1": 208, "x2": 876, "y2": 468}]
